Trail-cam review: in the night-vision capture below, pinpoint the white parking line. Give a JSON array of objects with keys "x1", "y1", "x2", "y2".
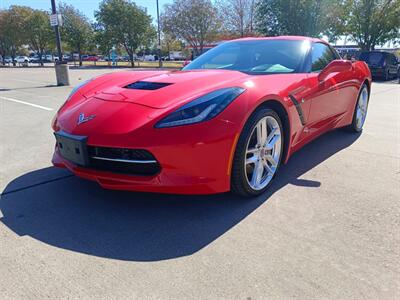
[
  {"x1": 0, "y1": 96, "x2": 54, "y2": 111},
  {"x1": 9, "y1": 78, "x2": 52, "y2": 84}
]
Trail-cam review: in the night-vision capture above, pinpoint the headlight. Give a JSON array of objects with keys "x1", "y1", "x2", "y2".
[{"x1": 155, "y1": 87, "x2": 245, "y2": 128}]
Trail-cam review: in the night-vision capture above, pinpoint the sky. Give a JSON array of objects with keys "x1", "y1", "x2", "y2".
[
  {"x1": 0, "y1": 0, "x2": 173, "y2": 23},
  {"x1": 1, "y1": 0, "x2": 397, "y2": 47}
]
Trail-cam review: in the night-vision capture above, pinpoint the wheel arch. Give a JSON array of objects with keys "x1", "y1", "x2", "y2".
[
  {"x1": 229, "y1": 98, "x2": 292, "y2": 195},
  {"x1": 351, "y1": 78, "x2": 371, "y2": 117},
  {"x1": 252, "y1": 99, "x2": 291, "y2": 164},
  {"x1": 363, "y1": 78, "x2": 371, "y2": 95}
]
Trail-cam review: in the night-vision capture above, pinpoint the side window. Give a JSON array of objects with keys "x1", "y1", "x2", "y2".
[{"x1": 311, "y1": 43, "x2": 336, "y2": 72}]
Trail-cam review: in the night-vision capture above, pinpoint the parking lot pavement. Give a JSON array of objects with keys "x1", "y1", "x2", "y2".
[{"x1": 0, "y1": 68, "x2": 399, "y2": 299}]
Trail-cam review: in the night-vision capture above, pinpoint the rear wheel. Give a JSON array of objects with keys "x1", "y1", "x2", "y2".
[
  {"x1": 231, "y1": 108, "x2": 284, "y2": 197},
  {"x1": 347, "y1": 84, "x2": 369, "y2": 132},
  {"x1": 384, "y1": 69, "x2": 390, "y2": 81}
]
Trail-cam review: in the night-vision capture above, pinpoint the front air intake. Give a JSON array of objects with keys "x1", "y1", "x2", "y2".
[
  {"x1": 86, "y1": 146, "x2": 161, "y2": 175},
  {"x1": 124, "y1": 81, "x2": 172, "y2": 90}
]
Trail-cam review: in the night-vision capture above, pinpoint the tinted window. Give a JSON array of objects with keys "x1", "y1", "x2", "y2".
[
  {"x1": 311, "y1": 43, "x2": 336, "y2": 71},
  {"x1": 359, "y1": 52, "x2": 384, "y2": 65},
  {"x1": 184, "y1": 40, "x2": 309, "y2": 74}
]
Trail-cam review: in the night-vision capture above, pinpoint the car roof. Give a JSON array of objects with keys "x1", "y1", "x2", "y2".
[
  {"x1": 231, "y1": 35, "x2": 327, "y2": 44},
  {"x1": 360, "y1": 51, "x2": 390, "y2": 56}
]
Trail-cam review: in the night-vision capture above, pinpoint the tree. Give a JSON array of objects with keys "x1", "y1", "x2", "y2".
[
  {"x1": 0, "y1": 10, "x2": 10, "y2": 65},
  {"x1": 93, "y1": 23, "x2": 114, "y2": 61},
  {"x1": 24, "y1": 9, "x2": 54, "y2": 66},
  {"x1": 59, "y1": 3, "x2": 94, "y2": 66},
  {"x1": 161, "y1": 0, "x2": 220, "y2": 56},
  {"x1": 0, "y1": 6, "x2": 31, "y2": 65},
  {"x1": 161, "y1": 34, "x2": 184, "y2": 58},
  {"x1": 255, "y1": 0, "x2": 327, "y2": 37},
  {"x1": 345, "y1": 0, "x2": 400, "y2": 50},
  {"x1": 216, "y1": 0, "x2": 255, "y2": 37},
  {"x1": 320, "y1": 1, "x2": 350, "y2": 44},
  {"x1": 95, "y1": 0, "x2": 156, "y2": 67}
]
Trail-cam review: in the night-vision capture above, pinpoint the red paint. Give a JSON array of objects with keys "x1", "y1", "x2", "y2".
[{"x1": 52, "y1": 36, "x2": 371, "y2": 194}]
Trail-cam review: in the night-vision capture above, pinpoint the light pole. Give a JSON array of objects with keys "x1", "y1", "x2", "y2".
[
  {"x1": 50, "y1": 0, "x2": 69, "y2": 85},
  {"x1": 51, "y1": 0, "x2": 62, "y2": 63},
  {"x1": 156, "y1": 0, "x2": 162, "y2": 68}
]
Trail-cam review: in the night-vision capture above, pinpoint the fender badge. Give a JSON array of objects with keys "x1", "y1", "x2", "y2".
[{"x1": 77, "y1": 113, "x2": 95, "y2": 125}]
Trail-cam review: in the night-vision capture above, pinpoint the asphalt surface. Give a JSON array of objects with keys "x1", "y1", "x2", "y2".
[{"x1": 0, "y1": 67, "x2": 399, "y2": 299}]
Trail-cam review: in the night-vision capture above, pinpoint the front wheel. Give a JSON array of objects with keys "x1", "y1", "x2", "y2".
[
  {"x1": 347, "y1": 84, "x2": 369, "y2": 132},
  {"x1": 231, "y1": 108, "x2": 284, "y2": 197}
]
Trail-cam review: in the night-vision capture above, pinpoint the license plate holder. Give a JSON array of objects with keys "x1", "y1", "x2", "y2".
[{"x1": 54, "y1": 131, "x2": 89, "y2": 166}]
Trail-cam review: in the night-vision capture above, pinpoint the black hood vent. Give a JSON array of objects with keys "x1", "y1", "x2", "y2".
[{"x1": 125, "y1": 81, "x2": 172, "y2": 90}]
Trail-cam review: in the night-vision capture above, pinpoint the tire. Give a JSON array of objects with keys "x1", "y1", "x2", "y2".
[
  {"x1": 384, "y1": 69, "x2": 390, "y2": 81},
  {"x1": 346, "y1": 83, "x2": 369, "y2": 133},
  {"x1": 231, "y1": 108, "x2": 284, "y2": 197}
]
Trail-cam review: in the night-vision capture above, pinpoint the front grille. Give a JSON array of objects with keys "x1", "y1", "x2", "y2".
[
  {"x1": 88, "y1": 146, "x2": 155, "y2": 160},
  {"x1": 86, "y1": 146, "x2": 160, "y2": 176}
]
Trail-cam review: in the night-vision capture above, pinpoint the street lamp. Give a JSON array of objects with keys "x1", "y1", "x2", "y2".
[
  {"x1": 156, "y1": 0, "x2": 162, "y2": 68},
  {"x1": 50, "y1": 0, "x2": 69, "y2": 86}
]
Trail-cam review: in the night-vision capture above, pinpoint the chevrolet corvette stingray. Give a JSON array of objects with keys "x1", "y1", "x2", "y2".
[{"x1": 52, "y1": 36, "x2": 371, "y2": 197}]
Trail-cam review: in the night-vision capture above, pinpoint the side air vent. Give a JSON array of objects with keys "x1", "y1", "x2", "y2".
[{"x1": 125, "y1": 81, "x2": 172, "y2": 90}]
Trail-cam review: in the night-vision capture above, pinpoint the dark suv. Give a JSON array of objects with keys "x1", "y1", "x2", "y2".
[{"x1": 358, "y1": 51, "x2": 398, "y2": 80}]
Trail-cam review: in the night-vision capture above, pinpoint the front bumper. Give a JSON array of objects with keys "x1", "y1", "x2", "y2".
[{"x1": 52, "y1": 119, "x2": 239, "y2": 195}]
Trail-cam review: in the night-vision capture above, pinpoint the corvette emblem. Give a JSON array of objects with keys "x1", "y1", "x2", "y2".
[{"x1": 77, "y1": 113, "x2": 95, "y2": 125}]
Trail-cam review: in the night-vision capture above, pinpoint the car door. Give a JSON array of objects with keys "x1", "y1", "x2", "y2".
[{"x1": 306, "y1": 43, "x2": 356, "y2": 131}]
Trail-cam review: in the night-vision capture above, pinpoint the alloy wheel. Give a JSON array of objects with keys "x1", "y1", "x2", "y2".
[
  {"x1": 355, "y1": 86, "x2": 368, "y2": 130},
  {"x1": 244, "y1": 116, "x2": 282, "y2": 190}
]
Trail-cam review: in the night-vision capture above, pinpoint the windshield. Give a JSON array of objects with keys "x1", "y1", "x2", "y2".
[
  {"x1": 183, "y1": 40, "x2": 308, "y2": 74},
  {"x1": 359, "y1": 52, "x2": 384, "y2": 65}
]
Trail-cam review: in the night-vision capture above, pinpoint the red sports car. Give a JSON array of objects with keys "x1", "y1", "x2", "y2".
[{"x1": 52, "y1": 36, "x2": 371, "y2": 197}]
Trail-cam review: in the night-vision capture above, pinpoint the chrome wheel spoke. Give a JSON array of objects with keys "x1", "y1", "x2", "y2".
[
  {"x1": 256, "y1": 118, "x2": 267, "y2": 146},
  {"x1": 251, "y1": 161, "x2": 264, "y2": 186},
  {"x1": 246, "y1": 155, "x2": 258, "y2": 165},
  {"x1": 265, "y1": 154, "x2": 278, "y2": 167},
  {"x1": 263, "y1": 160, "x2": 275, "y2": 175},
  {"x1": 246, "y1": 147, "x2": 258, "y2": 154},
  {"x1": 265, "y1": 133, "x2": 280, "y2": 150}
]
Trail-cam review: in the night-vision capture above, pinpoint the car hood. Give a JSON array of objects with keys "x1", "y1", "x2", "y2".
[
  {"x1": 79, "y1": 69, "x2": 250, "y2": 109},
  {"x1": 56, "y1": 69, "x2": 250, "y2": 136}
]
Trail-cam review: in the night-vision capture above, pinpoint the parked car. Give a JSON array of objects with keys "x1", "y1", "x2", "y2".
[
  {"x1": 40, "y1": 55, "x2": 53, "y2": 62},
  {"x1": 62, "y1": 54, "x2": 72, "y2": 61},
  {"x1": 30, "y1": 55, "x2": 41, "y2": 63},
  {"x1": 143, "y1": 55, "x2": 155, "y2": 61},
  {"x1": 122, "y1": 55, "x2": 138, "y2": 61},
  {"x1": 358, "y1": 51, "x2": 399, "y2": 80},
  {"x1": 82, "y1": 55, "x2": 99, "y2": 62},
  {"x1": 1, "y1": 56, "x2": 13, "y2": 63},
  {"x1": 52, "y1": 36, "x2": 372, "y2": 197},
  {"x1": 14, "y1": 56, "x2": 30, "y2": 63},
  {"x1": 169, "y1": 51, "x2": 185, "y2": 60}
]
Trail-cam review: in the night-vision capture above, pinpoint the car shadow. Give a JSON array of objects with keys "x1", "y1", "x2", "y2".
[
  {"x1": 0, "y1": 130, "x2": 360, "y2": 262},
  {"x1": 0, "y1": 85, "x2": 60, "y2": 92}
]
